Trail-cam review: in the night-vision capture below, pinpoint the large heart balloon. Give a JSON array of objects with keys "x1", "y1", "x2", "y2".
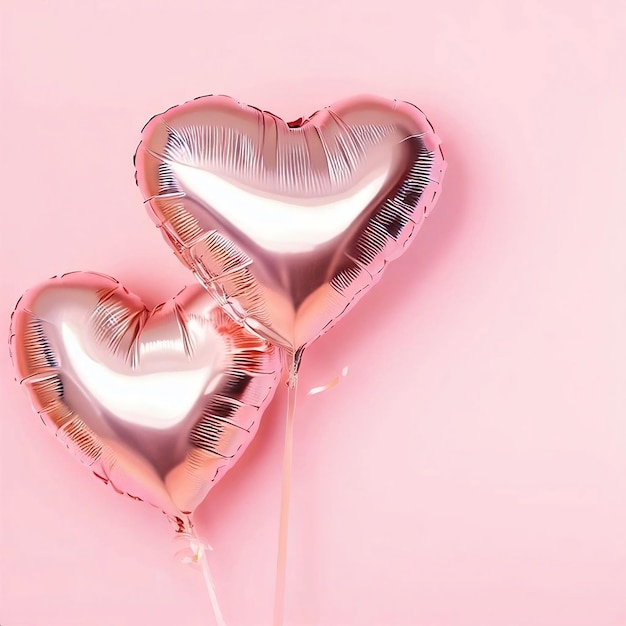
[
  {"x1": 10, "y1": 272, "x2": 281, "y2": 527},
  {"x1": 135, "y1": 94, "x2": 446, "y2": 361}
]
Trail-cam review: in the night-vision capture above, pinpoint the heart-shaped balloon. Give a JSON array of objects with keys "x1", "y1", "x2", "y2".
[
  {"x1": 135, "y1": 94, "x2": 446, "y2": 363},
  {"x1": 10, "y1": 272, "x2": 281, "y2": 527}
]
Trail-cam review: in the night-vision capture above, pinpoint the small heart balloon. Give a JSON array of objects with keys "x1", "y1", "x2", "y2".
[
  {"x1": 135, "y1": 94, "x2": 446, "y2": 364},
  {"x1": 10, "y1": 272, "x2": 281, "y2": 526}
]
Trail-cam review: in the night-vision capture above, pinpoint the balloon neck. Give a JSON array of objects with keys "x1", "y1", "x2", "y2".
[
  {"x1": 168, "y1": 513, "x2": 193, "y2": 534},
  {"x1": 287, "y1": 347, "x2": 305, "y2": 388}
]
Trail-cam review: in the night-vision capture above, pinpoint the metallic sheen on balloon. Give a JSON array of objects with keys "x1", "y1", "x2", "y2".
[
  {"x1": 10, "y1": 272, "x2": 281, "y2": 525},
  {"x1": 135, "y1": 94, "x2": 446, "y2": 363}
]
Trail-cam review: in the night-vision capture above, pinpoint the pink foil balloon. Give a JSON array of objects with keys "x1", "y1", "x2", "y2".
[
  {"x1": 10, "y1": 272, "x2": 281, "y2": 527},
  {"x1": 135, "y1": 94, "x2": 446, "y2": 366}
]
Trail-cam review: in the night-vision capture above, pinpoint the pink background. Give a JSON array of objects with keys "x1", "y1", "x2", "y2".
[{"x1": 1, "y1": 1, "x2": 625, "y2": 625}]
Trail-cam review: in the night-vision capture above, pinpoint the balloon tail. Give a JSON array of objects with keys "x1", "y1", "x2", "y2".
[
  {"x1": 273, "y1": 352, "x2": 300, "y2": 626},
  {"x1": 175, "y1": 517, "x2": 227, "y2": 626}
]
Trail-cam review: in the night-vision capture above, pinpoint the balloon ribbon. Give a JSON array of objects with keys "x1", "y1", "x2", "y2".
[
  {"x1": 175, "y1": 517, "x2": 227, "y2": 626},
  {"x1": 273, "y1": 356, "x2": 299, "y2": 626}
]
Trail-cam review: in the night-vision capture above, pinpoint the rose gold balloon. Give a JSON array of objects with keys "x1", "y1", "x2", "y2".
[
  {"x1": 135, "y1": 94, "x2": 446, "y2": 366},
  {"x1": 10, "y1": 272, "x2": 281, "y2": 527}
]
